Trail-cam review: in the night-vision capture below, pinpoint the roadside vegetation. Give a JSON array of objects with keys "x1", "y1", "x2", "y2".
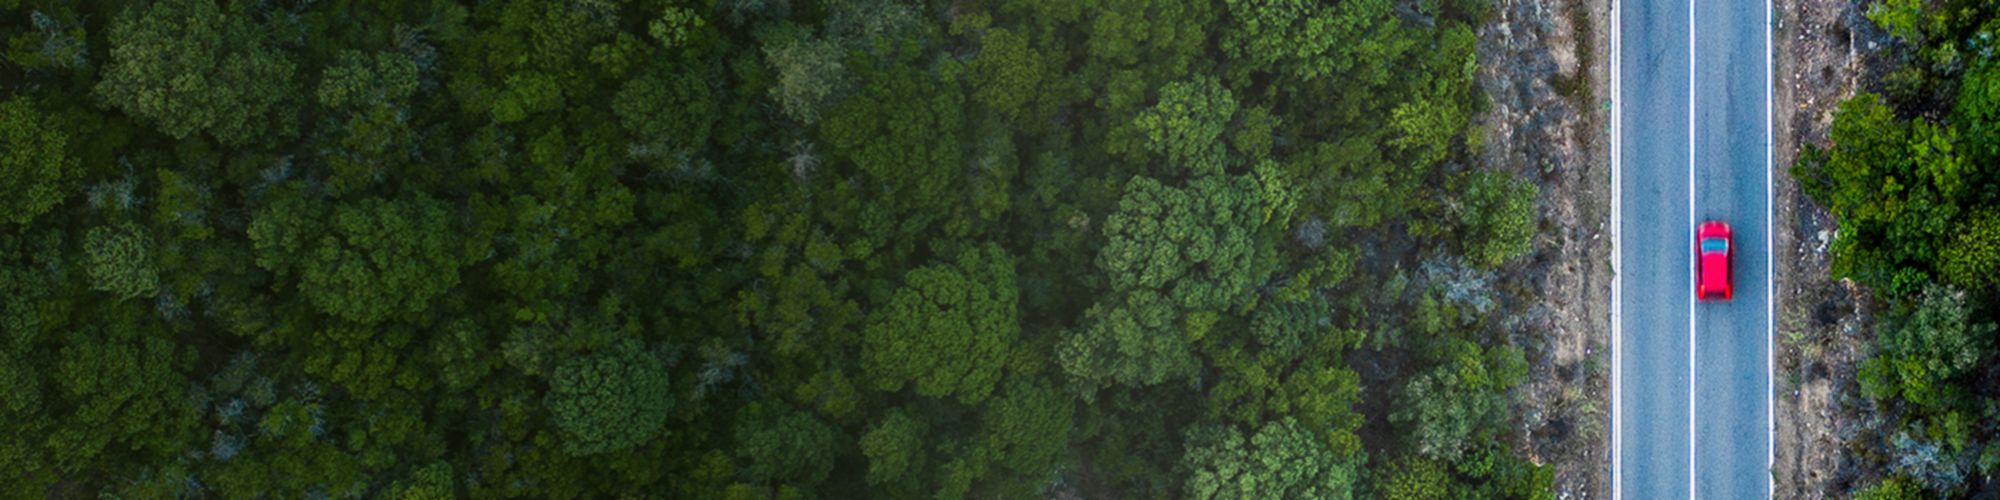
[
  {"x1": 0, "y1": 0, "x2": 1554, "y2": 497},
  {"x1": 1792, "y1": 1, "x2": 2000, "y2": 495}
]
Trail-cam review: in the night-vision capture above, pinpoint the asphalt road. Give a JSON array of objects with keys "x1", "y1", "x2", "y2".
[{"x1": 1613, "y1": 0, "x2": 1772, "y2": 495}]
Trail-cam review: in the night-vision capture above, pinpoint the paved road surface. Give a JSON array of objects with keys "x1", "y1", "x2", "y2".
[{"x1": 1613, "y1": 0, "x2": 1772, "y2": 495}]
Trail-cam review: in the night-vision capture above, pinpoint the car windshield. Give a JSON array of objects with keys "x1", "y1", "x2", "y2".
[{"x1": 1700, "y1": 238, "x2": 1728, "y2": 254}]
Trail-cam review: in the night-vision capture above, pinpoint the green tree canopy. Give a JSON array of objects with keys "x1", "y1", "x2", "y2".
[
  {"x1": 759, "y1": 24, "x2": 848, "y2": 125},
  {"x1": 976, "y1": 376, "x2": 1074, "y2": 488},
  {"x1": 820, "y1": 52, "x2": 968, "y2": 234},
  {"x1": 49, "y1": 309, "x2": 195, "y2": 473},
  {"x1": 0, "y1": 0, "x2": 1568, "y2": 496},
  {"x1": 971, "y1": 27, "x2": 1060, "y2": 129},
  {"x1": 301, "y1": 194, "x2": 471, "y2": 324},
  {"x1": 863, "y1": 244, "x2": 1019, "y2": 405},
  {"x1": 1951, "y1": 62, "x2": 2000, "y2": 162},
  {"x1": 1455, "y1": 170, "x2": 1540, "y2": 268},
  {"x1": 84, "y1": 222, "x2": 159, "y2": 300},
  {"x1": 1858, "y1": 284, "x2": 1997, "y2": 411},
  {"x1": 0, "y1": 98, "x2": 75, "y2": 226},
  {"x1": 1938, "y1": 207, "x2": 2000, "y2": 291},
  {"x1": 860, "y1": 408, "x2": 928, "y2": 486},
  {"x1": 614, "y1": 61, "x2": 718, "y2": 150},
  {"x1": 316, "y1": 50, "x2": 420, "y2": 110},
  {"x1": 1124, "y1": 76, "x2": 1238, "y2": 176},
  {"x1": 1062, "y1": 175, "x2": 1265, "y2": 394},
  {"x1": 1796, "y1": 94, "x2": 1964, "y2": 295},
  {"x1": 386, "y1": 462, "x2": 457, "y2": 499},
  {"x1": 1390, "y1": 339, "x2": 1528, "y2": 461},
  {"x1": 248, "y1": 183, "x2": 328, "y2": 276},
  {"x1": 96, "y1": 0, "x2": 299, "y2": 145},
  {"x1": 547, "y1": 339, "x2": 673, "y2": 456},
  {"x1": 1855, "y1": 476, "x2": 1923, "y2": 500},
  {"x1": 735, "y1": 403, "x2": 839, "y2": 487},
  {"x1": 1078, "y1": 0, "x2": 1215, "y2": 118},
  {"x1": 1179, "y1": 417, "x2": 1361, "y2": 500},
  {"x1": 1204, "y1": 297, "x2": 1366, "y2": 437},
  {"x1": 1373, "y1": 455, "x2": 1451, "y2": 500},
  {"x1": 1220, "y1": 0, "x2": 1405, "y2": 83},
  {"x1": 1097, "y1": 175, "x2": 1264, "y2": 311}
]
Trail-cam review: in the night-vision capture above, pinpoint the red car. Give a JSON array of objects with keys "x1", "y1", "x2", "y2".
[{"x1": 1696, "y1": 221, "x2": 1733, "y2": 301}]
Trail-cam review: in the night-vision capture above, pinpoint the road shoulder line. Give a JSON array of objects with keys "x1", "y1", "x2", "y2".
[{"x1": 1608, "y1": 0, "x2": 1623, "y2": 495}]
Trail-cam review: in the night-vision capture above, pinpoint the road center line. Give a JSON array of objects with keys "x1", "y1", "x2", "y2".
[{"x1": 1687, "y1": 0, "x2": 1699, "y2": 495}]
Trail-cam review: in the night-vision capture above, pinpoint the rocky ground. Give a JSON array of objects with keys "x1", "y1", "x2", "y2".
[
  {"x1": 1771, "y1": 0, "x2": 1895, "y2": 496},
  {"x1": 1473, "y1": 0, "x2": 1614, "y2": 496}
]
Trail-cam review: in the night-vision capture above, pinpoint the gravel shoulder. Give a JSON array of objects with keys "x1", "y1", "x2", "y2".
[
  {"x1": 1473, "y1": 0, "x2": 1614, "y2": 496},
  {"x1": 1770, "y1": 0, "x2": 1893, "y2": 495}
]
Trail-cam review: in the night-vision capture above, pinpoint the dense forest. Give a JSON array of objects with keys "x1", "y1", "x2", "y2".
[
  {"x1": 0, "y1": 0, "x2": 1555, "y2": 497},
  {"x1": 1796, "y1": 0, "x2": 2000, "y2": 496}
]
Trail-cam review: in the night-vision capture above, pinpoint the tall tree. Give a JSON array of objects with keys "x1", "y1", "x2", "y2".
[
  {"x1": 973, "y1": 376, "x2": 1075, "y2": 495},
  {"x1": 1390, "y1": 339, "x2": 1528, "y2": 461},
  {"x1": 300, "y1": 194, "x2": 473, "y2": 324},
  {"x1": 970, "y1": 27, "x2": 1060, "y2": 129},
  {"x1": 735, "y1": 403, "x2": 839, "y2": 488},
  {"x1": 1795, "y1": 95, "x2": 1961, "y2": 296},
  {"x1": 0, "y1": 98, "x2": 76, "y2": 226},
  {"x1": 614, "y1": 61, "x2": 719, "y2": 151},
  {"x1": 1939, "y1": 207, "x2": 2000, "y2": 291},
  {"x1": 1454, "y1": 170, "x2": 1540, "y2": 269},
  {"x1": 820, "y1": 50, "x2": 969, "y2": 237},
  {"x1": 758, "y1": 23, "x2": 848, "y2": 125},
  {"x1": 1179, "y1": 417, "x2": 1361, "y2": 500},
  {"x1": 1118, "y1": 76, "x2": 1239, "y2": 177},
  {"x1": 1220, "y1": 0, "x2": 1405, "y2": 83},
  {"x1": 83, "y1": 222, "x2": 159, "y2": 300},
  {"x1": 863, "y1": 244, "x2": 1019, "y2": 405},
  {"x1": 860, "y1": 408, "x2": 928, "y2": 487},
  {"x1": 96, "y1": 0, "x2": 299, "y2": 145},
  {"x1": 1857, "y1": 284, "x2": 1996, "y2": 411},
  {"x1": 48, "y1": 307, "x2": 196, "y2": 473},
  {"x1": 547, "y1": 339, "x2": 673, "y2": 456},
  {"x1": 1061, "y1": 175, "x2": 1264, "y2": 395}
]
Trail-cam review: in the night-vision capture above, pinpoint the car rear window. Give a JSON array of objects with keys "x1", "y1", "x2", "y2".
[{"x1": 1700, "y1": 238, "x2": 1727, "y2": 254}]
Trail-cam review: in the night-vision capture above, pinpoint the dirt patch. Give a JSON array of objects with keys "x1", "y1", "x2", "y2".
[
  {"x1": 1770, "y1": 0, "x2": 1895, "y2": 496},
  {"x1": 1473, "y1": 0, "x2": 1614, "y2": 496}
]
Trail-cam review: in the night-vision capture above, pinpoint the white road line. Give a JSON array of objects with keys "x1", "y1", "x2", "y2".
[
  {"x1": 1687, "y1": 0, "x2": 1699, "y2": 495},
  {"x1": 1765, "y1": 0, "x2": 1778, "y2": 495},
  {"x1": 1609, "y1": 0, "x2": 1623, "y2": 494}
]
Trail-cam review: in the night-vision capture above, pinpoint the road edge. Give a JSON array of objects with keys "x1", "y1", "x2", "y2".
[
  {"x1": 1607, "y1": 0, "x2": 1623, "y2": 494},
  {"x1": 1764, "y1": 0, "x2": 1778, "y2": 494}
]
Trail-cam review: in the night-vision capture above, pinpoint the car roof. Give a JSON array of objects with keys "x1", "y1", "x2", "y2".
[{"x1": 1701, "y1": 252, "x2": 1728, "y2": 285}]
